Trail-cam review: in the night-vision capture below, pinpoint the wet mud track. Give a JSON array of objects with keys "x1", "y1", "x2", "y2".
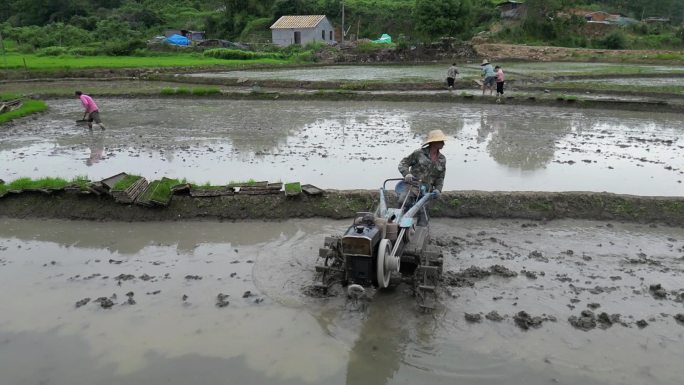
[{"x1": 0, "y1": 217, "x2": 682, "y2": 385}]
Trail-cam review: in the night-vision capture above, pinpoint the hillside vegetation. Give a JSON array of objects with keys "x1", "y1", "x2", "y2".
[{"x1": 0, "y1": 0, "x2": 682, "y2": 57}]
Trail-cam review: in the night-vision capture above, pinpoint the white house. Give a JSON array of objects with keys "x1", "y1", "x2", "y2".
[{"x1": 270, "y1": 15, "x2": 335, "y2": 47}]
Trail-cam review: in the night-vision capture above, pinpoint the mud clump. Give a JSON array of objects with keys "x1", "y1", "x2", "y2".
[
  {"x1": 94, "y1": 297, "x2": 115, "y2": 309},
  {"x1": 514, "y1": 311, "x2": 544, "y2": 330},
  {"x1": 569, "y1": 310, "x2": 597, "y2": 331},
  {"x1": 216, "y1": 293, "x2": 230, "y2": 308},
  {"x1": 649, "y1": 284, "x2": 668, "y2": 299},
  {"x1": 114, "y1": 274, "x2": 135, "y2": 281},
  {"x1": 443, "y1": 265, "x2": 517, "y2": 287},
  {"x1": 185, "y1": 275, "x2": 203, "y2": 280},
  {"x1": 464, "y1": 313, "x2": 482, "y2": 323},
  {"x1": 139, "y1": 274, "x2": 154, "y2": 281},
  {"x1": 636, "y1": 319, "x2": 649, "y2": 328},
  {"x1": 528, "y1": 250, "x2": 549, "y2": 263},
  {"x1": 126, "y1": 291, "x2": 136, "y2": 305},
  {"x1": 674, "y1": 314, "x2": 684, "y2": 324},
  {"x1": 490, "y1": 265, "x2": 518, "y2": 278},
  {"x1": 521, "y1": 269, "x2": 542, "y2": 279},
  {"x1": 442, "y1": 272, "x2": 474, "y2": 287},
  {"x1": 485, "y1": 311, "x2": 504, "y2": 322},
  {"x1": 75, "y1": 298, "x2": 91, "y2": 308},
  {"x1": 587, "y1": 302, "x2": 601, "y2": 310}
]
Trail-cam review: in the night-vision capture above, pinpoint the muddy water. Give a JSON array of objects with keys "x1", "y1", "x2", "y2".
[
  {"x1": 188, "y1": 63, "x2": 684, "y2": 82},
  {"x1": 0, "y1": 218, "x2": 683, "y2": 385},
  {"x1": 2, "y1": 98, "x2": 683, "y2": 195}
]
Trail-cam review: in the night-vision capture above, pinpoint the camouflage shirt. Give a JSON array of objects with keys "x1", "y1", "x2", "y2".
[{"x1": 398, "y1": 147, "x2": 446, "y2": 192}]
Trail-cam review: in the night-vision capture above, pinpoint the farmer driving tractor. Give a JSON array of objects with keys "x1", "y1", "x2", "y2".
[{"x1": 398, "y1": 129, "x2": 447, "y2": 225}]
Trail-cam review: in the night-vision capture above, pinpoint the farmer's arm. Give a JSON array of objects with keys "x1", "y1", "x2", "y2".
[
  {"x1": 398, "y1": 150, "x2": 418, "y2": 176},
  {"x1": 434, "y1": 159, "x2": 446, "y2": 192}
]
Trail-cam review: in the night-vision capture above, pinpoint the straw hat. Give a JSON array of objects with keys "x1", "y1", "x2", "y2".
[
  {"x1": 480, "y1": 59, "x2": 490, "y2": 66},
  {"x1": 423, "y1": 129, "x2": 448, "y2": 146}
]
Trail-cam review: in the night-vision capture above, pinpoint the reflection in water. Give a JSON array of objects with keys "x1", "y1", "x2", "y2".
[
  {"x1": 479, "y1": 111, "x2": 573, "y2": 170},
  {"x1": 85, "y1": 131, "x2": 105, "y2": 166},
  {"x1": 346, "y1": 305, "x2": 405, "y2": 384}
]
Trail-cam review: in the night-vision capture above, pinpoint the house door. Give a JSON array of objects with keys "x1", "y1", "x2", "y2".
[{"x1": 294, "y1": 31, "x2": 301, "y2": 44}]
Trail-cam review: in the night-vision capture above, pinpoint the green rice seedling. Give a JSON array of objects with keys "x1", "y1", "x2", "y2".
[
  {"x1": 160, "y1": 87, "x2": 176, "y2": 95},
  {"x1": 0, "y1": 100, "x2": 48, "y2": 124},
  {"x1": 175, "y1": 87, "x2": 191, "y2": 95},
  {"x1": 284, "y1": 182, "x2": 302, "y2": 196},
  {"x1": 7, "y1": 177, "x2": 69, "y2": 190},
  {"x1": 112, "y1": 175, "x2": 142, "y2": 190},
  {"x1": 190, "y1": 87, "x2": 221, "y2": 96},
  {"x1": 143, "y1": 178, "x2": 181, "y2": 203},
  {"x1": 69, "y1": 175, "x2": 91, "y2": 190}
]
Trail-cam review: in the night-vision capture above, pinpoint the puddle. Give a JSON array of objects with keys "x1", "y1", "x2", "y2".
[
  {"x1": 1, "y1": 98, "x2": 682, "y2": 195},
  {"x1": 0, "y1": 217, "x2": 683, "y2": 385}
]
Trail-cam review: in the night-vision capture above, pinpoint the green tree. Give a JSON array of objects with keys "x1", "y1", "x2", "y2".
[{"x1": 414, "y1": 0, "x2": 472, "y2": 40}]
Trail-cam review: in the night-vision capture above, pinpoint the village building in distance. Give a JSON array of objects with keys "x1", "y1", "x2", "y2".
[{"x1": 270, "y1": 15, "x2": 336, "y2": 47}]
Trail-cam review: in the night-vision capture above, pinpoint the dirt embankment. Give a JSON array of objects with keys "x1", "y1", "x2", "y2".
[
  {"x1": 474, "y1": 43, "x2": 682, "y2": 62},
  {"x1": 0, "y1": 190, "x2": 682, "y2": 225}
]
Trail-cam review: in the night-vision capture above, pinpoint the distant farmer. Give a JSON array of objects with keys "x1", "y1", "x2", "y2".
[
  {"x1": 480, "y1": 59, "x2": 495, "y2": 96},
  {"x1": 446, "y1": 63, "x2": 459, "y2": 90},
  {"x1": 398, "y1": 129, "x2": 447, "y2": 225},
  {"x1": 494, "y1": 65, "x2": 505, "y2": 102},
  {"x1": 75, "y1": 91, "x2": 105, "y2": 130}
]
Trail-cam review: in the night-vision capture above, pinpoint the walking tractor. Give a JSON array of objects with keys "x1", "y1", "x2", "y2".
[{"x1": 314, "y1": 178, "x2": 444, "y2": 310}]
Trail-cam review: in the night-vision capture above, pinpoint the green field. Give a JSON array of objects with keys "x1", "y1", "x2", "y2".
[{"x1": 0, "y1": 53, "x2": 293, "y2": 71}]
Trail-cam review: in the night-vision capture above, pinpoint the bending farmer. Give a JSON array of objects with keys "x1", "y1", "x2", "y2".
[
  {"x1": 76, "y1": 91, "x2": 105, "y2": 130},
  {"x1": 398, "y1": 129, "x2": 447, "y2": 224}
]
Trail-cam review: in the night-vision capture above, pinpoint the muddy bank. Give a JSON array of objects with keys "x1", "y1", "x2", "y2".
[
  {"x1": 1, "y1": 190, "x2": 683, "y2": 225},
  {"x1": 473, "y1": 43, "x2": 684, "y2": 63}
]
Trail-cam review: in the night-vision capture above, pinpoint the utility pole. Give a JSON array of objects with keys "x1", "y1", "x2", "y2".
[{"x1": 341, "y1": 0, "x2": 345, "y2": 42}]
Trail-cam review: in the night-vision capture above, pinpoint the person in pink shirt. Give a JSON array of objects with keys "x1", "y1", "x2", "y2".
[
  {"x1": 75, "y1": 90, "x2": 105, "y2": 130},
  {"x1": 494, "y1": 66, "x2": 505, "y2": 102}
]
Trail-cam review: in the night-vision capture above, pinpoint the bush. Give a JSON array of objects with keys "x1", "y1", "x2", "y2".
[
  {"x1": 102, "y1": 40, "x2": 146, "y2": 56},
  {"x1": 599, "y1": 30, "x2": 627, "y2": 49},
  {"x1": 203, "y1": 48, "x2": 282, "y2": 60},
  {"x1": 68, "y1": 47, "x2": 101, "y2": 56},
  {"x1": 36, "y1": 46, "x2": 68, "y2": 56}
]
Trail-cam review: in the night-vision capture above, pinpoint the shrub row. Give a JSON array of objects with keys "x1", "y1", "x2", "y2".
[
  {"x1": 35, "y1": 40, "x2": 147, "y2": 57},
  {"x1": 203, "y1": 48, "x2": 283, "y2": 60}
]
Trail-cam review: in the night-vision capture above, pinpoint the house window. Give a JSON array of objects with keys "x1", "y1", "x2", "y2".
[
  {"x1": 322, "y1": 30, "x2": 326, "y2": 40},
  {"x1": 330, "y1": 31, "x2": 333, "y2": 40}
]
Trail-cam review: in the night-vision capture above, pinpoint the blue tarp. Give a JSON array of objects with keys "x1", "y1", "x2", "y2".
[{"x1": 164, "y1": 34, "x2": 190, "y2": 46}]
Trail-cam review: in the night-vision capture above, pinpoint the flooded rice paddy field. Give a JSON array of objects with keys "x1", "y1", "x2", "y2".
[
  {"x1": 0, "y1": 218, "x2": 682, "y2": 385},
  {"x1": 560, "y1": 77, "x2": 684, "y2": 87},
  {"x1": 1, "y1": 98, "x2": 682, "y2": 195},
  {"x1": 188, "y1": 62, "x2": 684, "y2": 82}
]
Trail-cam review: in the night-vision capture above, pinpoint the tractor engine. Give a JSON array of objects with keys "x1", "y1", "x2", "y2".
[{"x1": 341, "y1": 213, "x2": 381, "y2": 286}]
